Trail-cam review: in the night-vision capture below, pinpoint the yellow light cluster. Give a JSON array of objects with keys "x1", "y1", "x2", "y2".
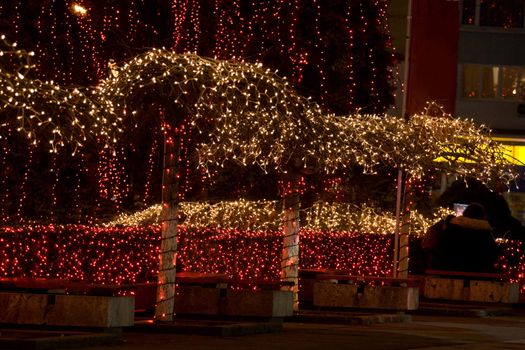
[
  {"x1": 303, "y1": 201, "x2": 453, "y2": 236},
  {"x1": 96, "y1": 49, "x2": 334, "y2": 174},
  {"x1": 337, "y1": 112, "x2": 520, "y2": 182},
  {"x1": 106, "y1": 200, "x2": 280, "y2": 231},
  {"x1": 107, "y1": 204, "x2": 163, "y2": 227},
  {"x1": 106, "y1": 200, "x2": 454, "y2": 237},
  {"x1": 70, "y1": 3, "x2": 88, "y2": 17},
  {"x1": 0, "y1": 36, "x2": 119, "y2": 153}
]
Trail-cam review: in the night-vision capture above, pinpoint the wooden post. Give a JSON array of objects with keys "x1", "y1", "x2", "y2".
[
  {"x1": 281, "y1": 171, "x2": 300, "y2": 311},
  {"x1": 155, "y1": 121, "x2": 181, "y2": 322}
]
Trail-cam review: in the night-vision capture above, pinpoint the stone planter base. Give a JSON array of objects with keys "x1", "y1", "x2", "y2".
[
  {"x1": 313, "y1": 281, "x2": 419, "y2": 310},
  {"x1": 174, "y1": 287, "x2": 293, "y2": 317},
  {"x1": 423, "y1": 277, "x2": 520, "y2": 303},
  {"x1": 0, "y1": 292, "x2": 134, "y2": 328}
]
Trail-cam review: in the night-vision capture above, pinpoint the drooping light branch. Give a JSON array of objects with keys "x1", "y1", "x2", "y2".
[
  {"x1": 106, "y1": 200, "x2": 453, "y2": 238},
  {"x1": 98, "y1": 49, "x2": 519, "y2": 183},
  {"x1": 0, "y1": 35, "x2": 120, "y2": 153},
  {"x1": 97, "y1": 49, "x2": 344, "y2": 173},
  {"x1": 339, "y1": 112, "x2": 520, "y2": 182},
  {"x1": 0, "y1": 39, "x2": 519, "y2": 182}
]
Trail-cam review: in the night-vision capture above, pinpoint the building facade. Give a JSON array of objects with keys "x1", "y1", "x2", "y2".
[
  {"x1": 389, "y1": 0, "x2": 525, "y2": 223},
  {"x1": 389, "y1": 0, "x2": 525, "y2": 135},
  {"x1": 456, "y1": 0, "x2": 525, "y2": 134}
]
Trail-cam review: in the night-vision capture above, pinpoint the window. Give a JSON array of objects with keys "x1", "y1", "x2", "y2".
[
  {"x1": 480, "y1": 0, "x2": 524, "y2": 28},
  {"x1": 462, "y1": 0, "x2": 525, "y2": 28},
  {"x1": 481, "y1": 66, "x2": 498, "y2": 98},
  {"x1": 520, "y1": 68, "x2": 525, "y2": 100},
  {"x1": 501, "y1": 67, "x2": 520, "y2": 99},
  {"x1": 462, "y1": 64, "x2": 525, "y2": 100},
  {"x1": 462, "y1": 0, "x2": 476, "y2": 25},
  {"x1": 463, "y1": 64, "x2": 480, "y2": 97}
]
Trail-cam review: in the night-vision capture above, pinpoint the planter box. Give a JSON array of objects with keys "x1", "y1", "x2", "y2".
[
  {"x1": 174, "y1": 286, "x2": 293, "y2": 317},
  {"x1": 0, "y1": 292, "x2": 134, "y2": 328},
  {"x1": 423, "y1": 277, "x2": 520, "y2": 303},
  {"x1": 313, "y1": 281, "x2": 419, "y2": 310},
  {"x1": 222, "y1": 290, "x2": 293, "y2": 317}
]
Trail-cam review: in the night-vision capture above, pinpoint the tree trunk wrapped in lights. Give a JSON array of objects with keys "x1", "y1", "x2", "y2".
[
  {"x1": 396, "y1": 211, "x2": 411, "y2": 278},
  {"x1": 155, "y1": 121, "x2": 181, "y2": 322},
  {"x1": 397, "y1": 175, "x2": 417, "y2": 278},
  {"x1": 393, "y1": 170, "x2": 412, "y2": 278},
  {"x1": 281, "y1": 171, "x2": 301, "y2": 310}
]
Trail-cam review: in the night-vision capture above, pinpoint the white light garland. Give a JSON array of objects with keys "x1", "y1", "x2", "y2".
[
  {"x1": 106, "y1": 200, "x2": 454, "y2": 237},
  {"x1": 1, "y1": 38, "x2": 519, "y2": 182},
  {"x1": 98, "y1": 49, "x2": 519, "y2": 182},
  {"x1": 0, "y1": 36, "x2": 119, "y2": 153}
]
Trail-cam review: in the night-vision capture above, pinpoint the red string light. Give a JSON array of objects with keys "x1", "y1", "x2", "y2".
[{"x1": 0, "y1": 225, "x2": 523, "y2": 295}]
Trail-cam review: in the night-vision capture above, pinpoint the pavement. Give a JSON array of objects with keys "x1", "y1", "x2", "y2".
[
  {"x1": 4, "y1": 305, "x2": 525, "y2": 349},
  {"x1": 79, "y1": 314, "x2": 525, "y2": 350}
]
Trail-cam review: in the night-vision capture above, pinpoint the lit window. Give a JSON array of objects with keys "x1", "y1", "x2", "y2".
[
  {"x1": 501, "y1": 67, "x2": 519, "y2": 99},
  {"x1": 463, "y1": 64, "x2": 480, "y2": 98},
  {"x1": 480, "y1": 0, "x2": 524, "y2": 28},
  {"x1": 462, "y1": 0, "x2": 476, "y2": 25},
  {"x1": 481, "y1": 66, "x2": 498, "y2": 98},
  {"x1": 462, "y1": 64, "x2": 525, "y2": 101},
  {"x1": 461, "y1": 0, "x2": 525, "y2": 28},
  {"x1": 519, "y1": 68, "x2": 525, "y2": 100}
]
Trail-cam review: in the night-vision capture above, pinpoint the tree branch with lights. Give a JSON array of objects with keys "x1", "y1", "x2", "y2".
[
  {"x1": 96, "y1": 48, "x2": 520, "y2": 318},
  {"x1": 0, "y1": 35, "x2": 119, "y2": 154}
]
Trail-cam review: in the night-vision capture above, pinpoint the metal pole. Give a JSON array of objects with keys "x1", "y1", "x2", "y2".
[
  {"x1": 393, "y1": 0, "x2": 413, "y2": 278},
  {"x1": 402, "y1": 0, "x2": 413, "y2": 119},
  {"x1": 393, "y1": 169, "x2": 403, "y2": 277}
]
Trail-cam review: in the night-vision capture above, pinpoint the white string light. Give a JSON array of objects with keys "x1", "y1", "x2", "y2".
[{"x1": 1, "y1": 39, "x2": 519, "y2": 184}]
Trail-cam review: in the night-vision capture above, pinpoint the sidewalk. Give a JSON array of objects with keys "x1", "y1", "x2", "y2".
[
  {"x1": 79, "y1": 313, "x2": 525, "y2": 350},
  {"x1": 3, "y1": 304, "x2": 525, "y2": 350}
]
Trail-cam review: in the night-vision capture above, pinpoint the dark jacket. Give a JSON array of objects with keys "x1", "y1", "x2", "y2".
[{"x1": 423, "y1": 215, "x2": 499, "y2": 273}]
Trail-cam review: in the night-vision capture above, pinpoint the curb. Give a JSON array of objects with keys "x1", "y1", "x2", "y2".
[
  {"x1": 289, "y1": 311, "x2": 412, "y2": 325},
  {"x1": 130, "y1": 320, "x2": 283, "y2": 337},
  {"x1": 413, "y1": 301, "x2": 520, "y2": 318}
]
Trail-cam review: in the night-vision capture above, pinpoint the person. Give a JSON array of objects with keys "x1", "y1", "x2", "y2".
[
  {"x1": 422, "y1": 203, "x2": 499, "y2": 273},
  {"x1": 436, "y1": 177, "x2": 525, "y2": 241}
]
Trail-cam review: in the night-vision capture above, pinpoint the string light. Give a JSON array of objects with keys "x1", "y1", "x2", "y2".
[
  {"x1": 0, "y1": 4, "x2": 521, "y2": 306},
  {"x1": 97, "y1": 49, "x2": 519, "y2": 184},
  {"x1": 0, "y1": 224, "x2": 523, "y2": 294},
  {"x1": 0, "y1": 126, "x2": 11, "y2": 225},
  {"x1": 0, "y1": 36, "x2": 120, "y2": 153},
  {"x1": 1, "y1": 36, "x2": 521, "y2": 225},
  {"x1": 0, "y1": 1, "x2": 519, "y2": 225},
  {"x1": 105, "y1": 200, "x2": 453, "y2": 237}
]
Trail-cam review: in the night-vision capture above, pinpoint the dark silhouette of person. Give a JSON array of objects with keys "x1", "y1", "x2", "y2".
[
  {"x1": 423, "y1": 203, "x2": 499, "y2": 273},
  {"x1": 437, "y1": 177, "x2": 525, "y2": 241}
]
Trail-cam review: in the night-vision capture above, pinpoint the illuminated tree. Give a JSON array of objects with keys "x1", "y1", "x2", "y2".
[
  {"x1": 1, "y1": 30, "x2": 519, "y2": 319},
  {"x1": 0, "y1": 0, "x2": 399, "y2": 220},
  {"x1": 96, "y1": 47, "x2": 518, "y2": 319},
  {"x1": 97, "y1": 50, "x2": 347, "y2": 319}
]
